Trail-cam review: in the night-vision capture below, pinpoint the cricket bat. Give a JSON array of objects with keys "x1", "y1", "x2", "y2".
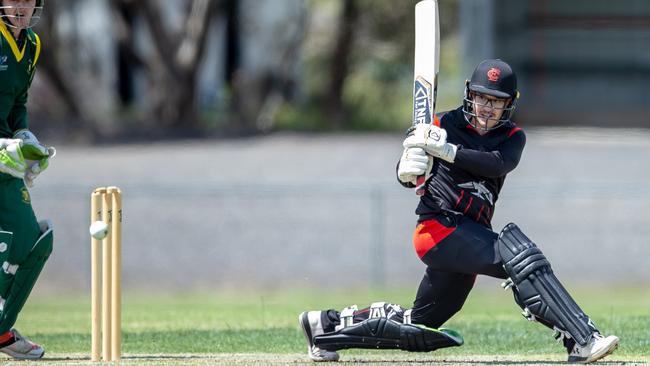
[{"x1": 412, "y1": 0, "x2": 440, "y2": 196}]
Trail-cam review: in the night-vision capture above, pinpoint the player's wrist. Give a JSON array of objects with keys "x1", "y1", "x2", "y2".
[{"x1": 435, "y1": 143, "x2": 457, "y2": 163}]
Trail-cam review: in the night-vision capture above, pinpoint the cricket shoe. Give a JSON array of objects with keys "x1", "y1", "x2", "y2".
[
  {"x1": 565, "y1": 332, "x2": 619, "y2": 364},
  {"x1": 299, "y1": 311, "x2": 339, "y2": 362},
  {"x1": 0, "y1": 328, "x2": 45, "y2": 360}
]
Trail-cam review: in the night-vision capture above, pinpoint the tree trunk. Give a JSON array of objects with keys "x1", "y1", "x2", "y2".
[
  {"x1": 326, "y1": 0, "x2": 359, "y2": 129},
  {"x1": 111, "y1": 0, "x2": 217, "y2": 136},
  {"x1": 36, "y1": 1, "x2": 90, "y2": 135}
]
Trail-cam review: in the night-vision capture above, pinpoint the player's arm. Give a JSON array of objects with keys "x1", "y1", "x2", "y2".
[
  {"x1": 9, "y1": 84, "x2": 56, "y2": 186},
  {"x1": 453, "y1": 130, "x2": 525, "y2": 178},
  {"x1": 7, "y1": 86, "x2": 29, "y2": 132},
  {"x1": 405, "y1": 123, "x2": 525, "y2": 178},
  {"x1": 8, "y1": 33, "x2": 38, "y2": 132}
]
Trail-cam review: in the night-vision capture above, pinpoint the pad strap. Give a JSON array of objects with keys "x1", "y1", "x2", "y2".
[
  {"x1": 403, "y1": 309, "x2": 412, "y2": 324},
  {"x1": 335, "y1": 305, "x2": 357, "y2": 331},
  {"x1": 369, "y1": 302, "x2": 387, "y2": 318}
]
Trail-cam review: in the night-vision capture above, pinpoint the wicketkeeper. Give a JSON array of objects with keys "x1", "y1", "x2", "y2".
[
  {"x1": 299, "y1": 59, "x2": 619, "y2": 364},
  {"x1": 0, "y1": 0, "x2": 54, "y2": 359}
]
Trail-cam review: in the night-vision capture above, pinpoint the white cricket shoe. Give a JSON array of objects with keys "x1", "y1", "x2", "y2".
[
  {"x1": 299, "y1": 311, "x2": 339, "y2": 362},
  {"x1": 567, "y1": 333, "x2": 619, "y2": 364},
  {"x1": 0, "y1": 329, "x2": 45, "y2": 360}
]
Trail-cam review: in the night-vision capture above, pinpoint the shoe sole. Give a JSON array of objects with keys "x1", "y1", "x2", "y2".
[
  {"x1": 299, "y1": 311, "x2": 321, "y2": 361},
  {"x1": 586, "y1": 340, "x2": 619, "y2": 364},
  {"x1": 299, "y1": 312, "x2": 340, "y2": 362},
  {"x1": 0, "y1": 349, "x2": 44, "y2": 360},
  {"x1": 299, "y1": 312, "x2": 314, "y2": 348},
  {"x1": 571, "y1": 339, "x2": 619, "y2": 364}
]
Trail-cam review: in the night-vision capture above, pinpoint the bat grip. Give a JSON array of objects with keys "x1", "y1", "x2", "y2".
[{"x1": 415, "y1": 175, "x2": 427, "y2": 196}]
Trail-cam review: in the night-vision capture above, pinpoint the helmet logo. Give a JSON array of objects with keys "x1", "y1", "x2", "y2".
[{"x1": 487, "y1": 68, "x2": 501, "y2": 82}]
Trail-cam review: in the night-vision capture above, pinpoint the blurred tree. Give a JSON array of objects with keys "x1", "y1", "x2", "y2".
[
  {"x1": 111, "y1": 0, "x2": 218, "y2": 136},
  {"x1": 348, "y1": 0, "x2": 460, "y2": 127},
  {"x1": 36, "y1": 0, "x2": 96, "y2": 137},
  {"x1": 276, "y1": 0, "x2": 458, "y2": 132},
  {"x1": 227, "y1": 0, "x2": 307, "y2": 135},
  {"x1": 326, "y1": 0, "x2": 359, "y2": 128},
  {"x1": 31, "y1": 0, "x2": 460, "y2": 139}
]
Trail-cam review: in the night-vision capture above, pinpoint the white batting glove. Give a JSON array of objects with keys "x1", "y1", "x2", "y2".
[
  {"x1": 403, "y1": 123, "x2": 457, "y2": 163},
  {"x1": 398, "y1": 147, "x2": 432, "y2": 185}
]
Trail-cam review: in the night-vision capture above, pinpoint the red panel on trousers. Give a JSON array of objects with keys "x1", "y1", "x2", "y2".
[{"x1": 413, "y1": 219, "x2": 456, "y2": 259}]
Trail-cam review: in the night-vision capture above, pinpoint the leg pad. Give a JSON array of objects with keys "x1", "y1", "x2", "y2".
[
  {"x1": 498, "y1": 223, "x2": 596, "y2": 346},
  {"x1": 313, "y1": 317, "x2": 463, "y2": 352},
  {"x1": 0, "y1": 223, "x2": 53, "y2": 333}
]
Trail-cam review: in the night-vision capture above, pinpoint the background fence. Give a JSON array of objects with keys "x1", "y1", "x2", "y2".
[{"x1": 27, "y1": 129, "x2": 650, "y2": 294}]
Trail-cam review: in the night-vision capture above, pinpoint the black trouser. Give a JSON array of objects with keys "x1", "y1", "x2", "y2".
[
  {"x1": 321, "y1": 212, "x2": 507, "y2": 332},
  {"x1": 411, "y1": 212, "x2": 506, "y2": 328}
]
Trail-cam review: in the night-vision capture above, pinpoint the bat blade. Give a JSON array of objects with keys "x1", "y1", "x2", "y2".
[{"x1": 412, "y1": 0, "x2": 440, "y2": 196}]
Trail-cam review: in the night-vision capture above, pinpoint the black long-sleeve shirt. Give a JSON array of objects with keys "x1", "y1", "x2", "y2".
[{"x1": 399, "y1": 107, "x2": 526, "y2": 228}]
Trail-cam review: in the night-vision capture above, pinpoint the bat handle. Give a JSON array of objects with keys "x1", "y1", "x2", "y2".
[{"x1": 415, "y1": 175, "x2": 427, "y2": 196}]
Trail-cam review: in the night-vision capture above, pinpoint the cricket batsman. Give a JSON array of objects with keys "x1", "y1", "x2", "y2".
[
  {"x1": 0, "y1": 0, "x2": 54, "y2": 359},
  {"x1": 299, "y1": 59, "x2": 619, "y2": 364}
]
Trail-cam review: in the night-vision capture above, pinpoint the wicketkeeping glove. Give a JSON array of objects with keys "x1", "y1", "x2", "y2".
[
  {"x1": 403, "y1": 123, "x2": 457, "y2": 163},
  {"x1": 0, "y1": 138, "x2": 27, "y2": 179},
  {"x1": 398, "y1": 147, "x2": 432, "y2": 186},
  {"x1": 13, "y1": 130, "x2": 56, "y2": 187}
]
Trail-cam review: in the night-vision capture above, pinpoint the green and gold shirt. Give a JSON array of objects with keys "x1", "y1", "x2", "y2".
[{"x1": 0, "y1": 21, "x2": 40, "y2": 138}]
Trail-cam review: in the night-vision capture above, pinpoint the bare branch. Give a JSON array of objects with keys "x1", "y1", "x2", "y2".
[
  {"x1": 108, "y1": 0, "x2": 149, "y2": 71},
  {"x1": 35, "y1": 1, "x2": 86, "y2": 127},
  {"x1": 176, "y1": 0, "x2": 212, "y2": 70},
  {"x1": 139, "y1": 0, "x2": 178, "y2": 77}
]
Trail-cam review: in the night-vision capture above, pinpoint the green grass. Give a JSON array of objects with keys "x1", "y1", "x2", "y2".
[{"x1": 9, "y1": 285, "x2": 650, "y2": 364}]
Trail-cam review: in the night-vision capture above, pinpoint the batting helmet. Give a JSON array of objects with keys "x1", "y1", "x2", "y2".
[{"x1": 462, "y1": 59, "x2": 519, "y2": 130}]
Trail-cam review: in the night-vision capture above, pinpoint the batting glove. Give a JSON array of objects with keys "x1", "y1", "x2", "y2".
[
  {"x1": 398, "y1": 147, "x2": 432, "y2": 185},
  {"x1": 403, "y1": 123, "x2": 457, "y2": 163}
]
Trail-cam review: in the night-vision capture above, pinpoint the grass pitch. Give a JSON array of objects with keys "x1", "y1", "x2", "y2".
[{"x1": 6, "y1": 285, "x2": 650, "y2": 365}]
